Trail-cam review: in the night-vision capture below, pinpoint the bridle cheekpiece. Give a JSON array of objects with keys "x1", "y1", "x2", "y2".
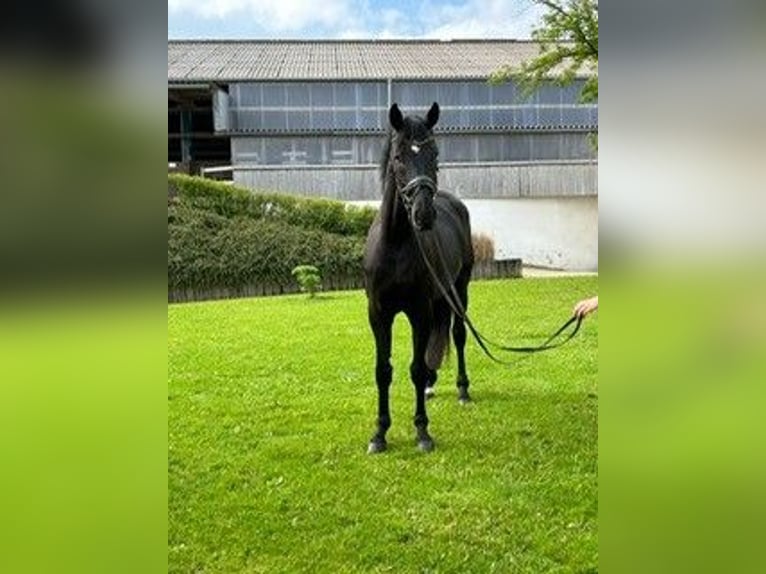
[{"x1": 396, "y1": 136, "x2": 437, "y2": 211}]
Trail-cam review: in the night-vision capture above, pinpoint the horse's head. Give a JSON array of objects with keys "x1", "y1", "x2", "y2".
[{"x1": 387, "y1": 102, "x2": 440, "y2": 231}]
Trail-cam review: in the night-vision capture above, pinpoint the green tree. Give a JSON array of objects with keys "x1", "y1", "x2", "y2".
[{"x1": 490, "y1": 0, "x2": 598, "y2": 104}]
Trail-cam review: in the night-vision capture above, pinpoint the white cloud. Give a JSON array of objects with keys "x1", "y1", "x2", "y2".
[
  {"x1": 420, "y1": 0, "x2": 543, "y2": 39},
  {"x1": 168, "y1": 0, "x2": 356, "y2": 32},
  {"x1": 338, "y1": 0, "x2": 542, "y2": 40},
  {"x1": 168, "y1": 0, "x2": 542, "y2": 39}
]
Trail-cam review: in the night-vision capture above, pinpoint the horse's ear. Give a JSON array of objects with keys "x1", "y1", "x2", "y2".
[
  {"x1": 389, "y1": 103, "x2": 404, "y2": 132},
  {"x1": 425, "y1": 102, "x2": 440, "y2": 129}
]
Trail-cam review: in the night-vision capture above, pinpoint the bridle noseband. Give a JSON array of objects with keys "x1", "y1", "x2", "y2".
[{"x1": 399, "y1": 175, "x2": 437, "y2": 210}]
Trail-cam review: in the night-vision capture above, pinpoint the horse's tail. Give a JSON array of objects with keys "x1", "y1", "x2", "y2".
[{"x1": 425, "y1": 304, "x2": 452, "y2": 370}]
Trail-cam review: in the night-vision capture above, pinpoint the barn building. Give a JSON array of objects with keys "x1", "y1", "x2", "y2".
[{"x1": 168, "y1": 40, "x2": 597, "y2": 270}]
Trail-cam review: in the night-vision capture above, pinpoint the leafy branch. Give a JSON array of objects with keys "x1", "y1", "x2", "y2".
[{"x1": 489, "y1": 0, "x2": 598, "y2": 104}]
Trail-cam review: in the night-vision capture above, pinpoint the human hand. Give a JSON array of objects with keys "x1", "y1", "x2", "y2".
[{"x1": 574, "y1": 296, "x2": 598, "y2": 318}]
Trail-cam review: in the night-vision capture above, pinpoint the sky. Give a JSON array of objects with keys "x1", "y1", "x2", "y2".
[{"x1": 168, "y1": 0, "x2": 544, "y2": 40}]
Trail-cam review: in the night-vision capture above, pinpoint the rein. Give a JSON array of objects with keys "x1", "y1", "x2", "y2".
[{"x1": 403, "y1": 188, "x2": 583, "y2": 365}]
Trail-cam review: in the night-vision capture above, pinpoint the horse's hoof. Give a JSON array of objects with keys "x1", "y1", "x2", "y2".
[
  {"x1": 425, "y1": 386, "x2": 436, "y2": 399},
  {"x1": 416, "y1": 431, "x2": 434, "y2": 452},
  {"x1": 417, "y1": 438, "x2": 435, "y2": 452},
  {"x1": 458, "y1": 390, "x2": 471, "y2": 404},
  {"x1": 367, "y1": 439, "x2": 387, "y2": 454}
]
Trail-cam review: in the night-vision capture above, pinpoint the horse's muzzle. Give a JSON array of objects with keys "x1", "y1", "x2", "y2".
[
  {"x1": 401, "y1": 175, "x2": 437, "y2": 231},
  {"x1": 412, "y1": 205, "x2": 436, "y2": 231}
]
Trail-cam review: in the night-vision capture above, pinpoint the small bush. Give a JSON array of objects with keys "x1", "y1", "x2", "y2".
[
  {"x1": 472, "y1": 233, "x2": 495, "y2": 262},
  {"x1": 291, "y1": 265, "x2": 322, "y2": 297}
]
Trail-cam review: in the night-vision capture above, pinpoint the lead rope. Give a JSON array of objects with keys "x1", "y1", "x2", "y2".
[{"x1": 412, "y1": 229, "x2": 583, "y2": 367}]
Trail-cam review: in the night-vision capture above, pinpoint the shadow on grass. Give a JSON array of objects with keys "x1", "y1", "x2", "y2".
[{"x1": 284, "y1": 292, "x2": 359, "y2": 304}]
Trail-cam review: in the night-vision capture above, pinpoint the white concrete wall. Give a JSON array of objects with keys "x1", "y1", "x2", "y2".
[
  {"x1": 465, "y1": 197, "x2": 598, "y2": 271},
  {"x1": 351, "y1": 196, "x2": 598, "y2": 272}
]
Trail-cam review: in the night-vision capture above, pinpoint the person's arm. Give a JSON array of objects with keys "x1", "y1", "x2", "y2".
[{"x1": 574, "y1": 296, "x2": 598, "y2": 318}]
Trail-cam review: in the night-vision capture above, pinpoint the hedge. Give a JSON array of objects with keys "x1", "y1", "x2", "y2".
[
  {"x1": 167, "y1": 175, "x2": 505, "y2": 298},
  {"x1": 168, "y1": 177, "x2": 372, "y2": 292},
  {"x1": 168, "y1": 174, "x2": 376, "y2": 237}
]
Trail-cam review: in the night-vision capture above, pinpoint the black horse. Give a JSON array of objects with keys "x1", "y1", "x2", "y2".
[{"x1": 363, "y1": 102, "x2": 474, "y2": 453}]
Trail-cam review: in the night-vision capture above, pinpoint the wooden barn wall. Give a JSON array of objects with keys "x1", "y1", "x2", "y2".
[{"x1": 232, "y1": 161, "x2": 597, "y2": 200}]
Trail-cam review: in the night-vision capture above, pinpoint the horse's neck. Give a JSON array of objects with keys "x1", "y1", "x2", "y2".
[{"x1": 379, "y1": 172, "x2": 411, "y2": 243}]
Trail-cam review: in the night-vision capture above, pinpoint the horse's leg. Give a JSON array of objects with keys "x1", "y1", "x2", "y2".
[
  {"x1": 368, "y1": 305, "x2": 394, "y2": 454},
  {"x1": 425, "y1": 368, "x2": 438, "y2": 398},
  {"x1": 406, "y1": 306, "x2": 434, "y2": 452},
  {"x1": 453, "y1": 271, "x2": 472, "y2": 403}
]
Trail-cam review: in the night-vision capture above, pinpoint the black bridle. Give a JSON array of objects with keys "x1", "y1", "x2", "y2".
[
  {"x1": 399, "y1": 175, "x2": 437, "y2": 210},
  {"x1": 399, "y1": 181, "x2": 583, "y2": 365},
  {"x1": 395, "y1": 135, "x2": 439, "y2": 210}
]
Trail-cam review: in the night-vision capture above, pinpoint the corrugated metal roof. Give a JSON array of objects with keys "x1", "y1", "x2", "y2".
[{"x1": 168, "y1": 39, "x2": 560, "y2": 83}]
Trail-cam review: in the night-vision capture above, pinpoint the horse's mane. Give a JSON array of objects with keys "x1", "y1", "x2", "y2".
[{"x1": 379, "y1": 129, "x2": 393, "y2": 181}]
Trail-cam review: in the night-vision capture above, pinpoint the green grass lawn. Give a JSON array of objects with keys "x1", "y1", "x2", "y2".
[{"x1": 168, "y1": 277, "x2": 598, "y2": 573}]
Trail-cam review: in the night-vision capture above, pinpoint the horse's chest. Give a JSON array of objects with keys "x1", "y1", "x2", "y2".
[{"x1": 368, "y1": 249, "x2": 428, "y2": 294}]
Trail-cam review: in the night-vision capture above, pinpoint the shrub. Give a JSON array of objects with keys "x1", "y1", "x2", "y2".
[
  {"x1": 291, "y1": 265, "x2": 322, "y2": 297},
  {"x1": 472, "y1": 233, "x2": 495, "y2": 262}
]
